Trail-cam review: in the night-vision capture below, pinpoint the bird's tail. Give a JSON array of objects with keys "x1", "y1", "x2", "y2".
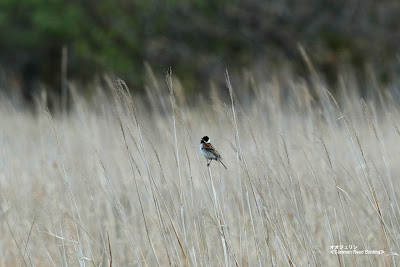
[{"x1": 218, "y1": 158, "x2": 227, "y2": 169}]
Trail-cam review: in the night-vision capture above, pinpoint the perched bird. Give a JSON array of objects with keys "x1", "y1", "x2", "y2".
[{"x1": 200, "y1": 136, "x2": 227, "y2": 169}]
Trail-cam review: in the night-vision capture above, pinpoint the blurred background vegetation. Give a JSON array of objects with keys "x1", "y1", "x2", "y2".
[{"x1": 0, "y1": 0, "x2": 399, "y2": 104}]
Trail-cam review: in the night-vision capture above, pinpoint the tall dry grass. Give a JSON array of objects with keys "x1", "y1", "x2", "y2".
[{"x1": 0, "y1": 67, "x2": 400, "y2": 266}]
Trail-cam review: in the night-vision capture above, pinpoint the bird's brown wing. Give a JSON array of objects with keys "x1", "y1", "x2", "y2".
[{"x1": 203, "y1": 143, "x2": 221, "y2": 158}]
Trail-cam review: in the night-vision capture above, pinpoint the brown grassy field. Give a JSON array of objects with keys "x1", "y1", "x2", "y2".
[{"x1": 1, "y1": 68, "x2": 400, "y2": 266}]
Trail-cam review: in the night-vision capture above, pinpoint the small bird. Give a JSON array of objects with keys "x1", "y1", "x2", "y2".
[{"x1": 200, "y1": 136, "x2": 227, "y2": 169}]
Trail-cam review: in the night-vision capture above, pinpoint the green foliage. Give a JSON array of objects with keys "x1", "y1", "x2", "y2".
[{"x1": 0, "y1": 0, "x2": 399, "y2": 91}]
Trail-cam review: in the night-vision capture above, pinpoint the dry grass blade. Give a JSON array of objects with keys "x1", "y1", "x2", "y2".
[
  {"x1": 0, "y1": 70, "x2": 399, "y2": 266},
  {"x1": 107, "y1": 231, "x2": 112, "y2": 267}
]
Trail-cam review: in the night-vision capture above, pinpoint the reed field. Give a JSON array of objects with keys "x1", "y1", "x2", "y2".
[{"x1": 1, "y1": 67, "x2": 400, "y2": 266}]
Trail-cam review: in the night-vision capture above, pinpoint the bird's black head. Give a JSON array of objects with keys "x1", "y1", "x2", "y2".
[{"x1": 201, "y1": 136, "x2": 209, "y2": 144}]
